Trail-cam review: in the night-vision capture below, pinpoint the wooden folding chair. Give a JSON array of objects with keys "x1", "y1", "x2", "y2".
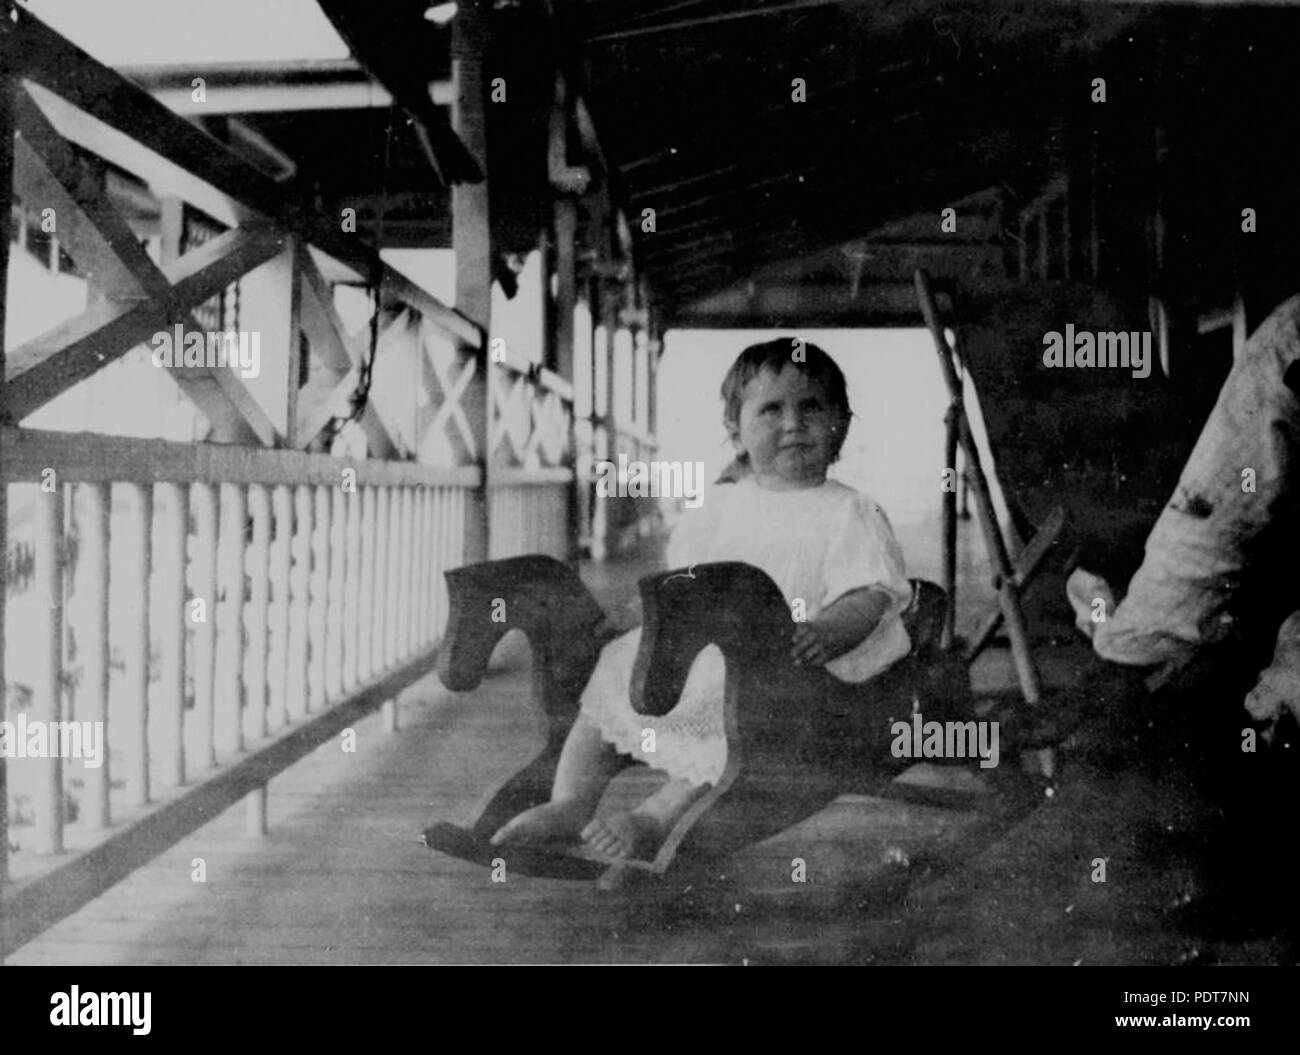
[{"x1": 914, "y1": 269, "x2": 1067, "y2": 707}]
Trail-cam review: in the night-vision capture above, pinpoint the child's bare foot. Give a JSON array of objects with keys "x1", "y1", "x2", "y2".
[
  {"x1": 489, "y1": 798, "x2": 591, "y2": 847},
  {"x1": 580, "y1": 811, "x2": 664, "y2": 860}
]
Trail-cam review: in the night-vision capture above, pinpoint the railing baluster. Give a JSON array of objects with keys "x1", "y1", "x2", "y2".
[
  {"x1": 434, "y1": 488, "x2": 449, "y2": 640},
  {"x1": 434, "y1": 485, "x2": 444, "y2": 641},
  {"x1": 122, "y1": 483, "x2": 152, "y2": 805},
  {"x1": 412, "y1": 486, "x2": 426, "y2": 652},
  {"x1": 416, "y1": 486, "x2": 430, "y2": 647},
  {"x1": 157, "y1": 482, "x2": 189, "y2": 787},
  {"x1": 372, "y1": 486, "x2": 390, "y2": 675},
  {"x1": 342, "y1": 484, "x2": 361, "y2": 690},
  {"x1": 287, "y1": 484, "x2": 312, "y2": 723},
  {"x1": 385, "y1": 481, "x2": 402, "y2": 670},
  {"x1": 215, "y1": 483, "x2": 246, "y2": 754},
  {"x1": 437, "y1": 487, "x2": 451, "y2": 639},
  {"x1": 246, "y1": 485, "x2": 271, "y2": 742},
  {"x1": 309, "y1": 485, "x2": 330, "y2": 713},
  {"x1": 80, "y1": 482, "x2": 112, "y2": 829},
  {"x1": 191, "y1": 483, "x2": 217, "y2": 770},
  {"x1": 444, "y1": 488, "x2": 460, "y2": 637},
  {"x1": 358, "y1": 485, "x2": 376, "y2": 682},
  {"x1": 398, "y1": 486, "x2": 414, "y2": 660},
  {"x1": 33, "y1": 482, "x2": 65, "y2": 854},
  {"x1": 325, "y1": 486, "x2": 345, "y2": 701},
  {"x1": 269, "y1": 484, "x2": 292, "y2": 732},
  {"x1": 407, "y1": 486, "x2": 421, "y2": 654}
]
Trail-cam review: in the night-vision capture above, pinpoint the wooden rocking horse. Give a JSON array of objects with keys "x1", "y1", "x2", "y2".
[{"x1": 422, "y1": 554, "x2": 964, "y2": 884}]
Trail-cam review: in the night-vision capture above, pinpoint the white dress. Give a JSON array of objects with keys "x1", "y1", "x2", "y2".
[{"x1": 580, "y1": 478, "x2": 913, "y2": 786}]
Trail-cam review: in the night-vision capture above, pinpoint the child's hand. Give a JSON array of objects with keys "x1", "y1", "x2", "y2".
[{"x1": 791, "y1": 622, "x2": 834, "y2": 667}]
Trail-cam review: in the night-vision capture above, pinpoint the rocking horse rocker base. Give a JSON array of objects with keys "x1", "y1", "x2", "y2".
[{"x1": 423, "y1": 555, "x2": 966, "y2": 885}]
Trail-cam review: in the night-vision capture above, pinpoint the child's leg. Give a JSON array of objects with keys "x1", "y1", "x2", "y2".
[
  {"x1": 489, "y1": 714, "x2": 625, "y2": 846},
  {"x1": 582, "y1": 776, "x2": 710, "y2": 860}
]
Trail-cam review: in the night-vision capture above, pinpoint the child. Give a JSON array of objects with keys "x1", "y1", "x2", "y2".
[{"x1": 491, "y1": 338, "x2": 913, "y2": 859}]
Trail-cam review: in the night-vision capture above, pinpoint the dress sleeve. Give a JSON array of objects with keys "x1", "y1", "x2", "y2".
[{"x1": 818, "y1": 493, "x2": 912, "y2": 616}]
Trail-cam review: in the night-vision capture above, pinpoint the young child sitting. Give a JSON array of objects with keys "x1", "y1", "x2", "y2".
[{"x1": 491, "y1": 338, "x2": 913, "y2": 860}]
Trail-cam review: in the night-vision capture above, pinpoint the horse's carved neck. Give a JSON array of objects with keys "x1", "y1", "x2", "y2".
[
  {"x1": 631, "y1": 562, "x2": 804, "y2": 717},
  {"x1": 439, "y1": 555, "x2": 615, "y2": 718}
]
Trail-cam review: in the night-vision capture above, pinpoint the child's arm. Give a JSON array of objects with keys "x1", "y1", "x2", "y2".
[{"x1": 790, "y1": 586, "x2": 894, "y2": 667}]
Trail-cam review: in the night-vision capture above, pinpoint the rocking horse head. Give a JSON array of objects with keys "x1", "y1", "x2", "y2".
[
  {"x1": 630, "y1": 561, "x2": 799, "y2": 717},
  {"x1": 438, "y1": 554, "x2": 608, "y2": 692}
]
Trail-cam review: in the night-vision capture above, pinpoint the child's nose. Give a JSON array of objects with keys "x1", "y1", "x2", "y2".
[{"x1": 781, "y1": 406, "x2": 807, "y2": 431}]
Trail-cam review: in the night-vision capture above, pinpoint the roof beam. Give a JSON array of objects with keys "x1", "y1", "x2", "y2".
[
  {"x1": 665, "y1": 280, "x2": 954, "y2": 330},
  {"x1": 120, "y1": 60, "x2": 454, "y2": 115},
  {"x1": 586, "y1": 0, "x2": 872, "y2": 43}
]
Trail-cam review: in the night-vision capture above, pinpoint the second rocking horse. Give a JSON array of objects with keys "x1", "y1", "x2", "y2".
[{"x1": 422, "y1": 554, "x2": 962, "y2": 885}]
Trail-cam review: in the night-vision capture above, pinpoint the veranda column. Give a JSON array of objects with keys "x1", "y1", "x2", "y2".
[{"x1": 452, "y1": 0, "x2": 492, "y2": 563}]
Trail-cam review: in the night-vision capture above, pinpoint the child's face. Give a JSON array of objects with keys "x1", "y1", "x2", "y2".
[{"x1": 729, "y1": 364, "x2": 845, "y2": 490}]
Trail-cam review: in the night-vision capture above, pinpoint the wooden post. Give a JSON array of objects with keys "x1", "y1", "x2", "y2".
[
  {"x1": 574, "y1": 290, "x2": 597, "y2": 557},
  {"x1": 453, "y1": 0, "x2": 492, "y2": 563},
  {"x1": 588, "y1": 291, "x2": 613, "y2": 562},
  {"x1": 647, "y1": 328, "x2": 659, "y2": 443},
  {"x1": 33, "y1": 482, "x2": 65, "y2": 853},
  {"x1": 941, "y1": 404, "x2": 958, "y2": 651},
  {"x1": 158, "y1": 482, "x2": 189, "y2": 786},
  {"x1": 81, "y1": 482, "x2": 112, "y2": 829},
  {"x1": 283, "y1": 238, "x2": 303, "y2": 445},
  {"x1": 0, "y1": 60, "x2": 12, "y2": 886},
  {"x1": 555, "y1": 199, "x2": 582, "y2": 564},
  {"x1": 191, "y1": 482, "x2": 217, "y2": 768},
  {"x1": 554, "y1": 202, "x2": 578, "y2": 382}
]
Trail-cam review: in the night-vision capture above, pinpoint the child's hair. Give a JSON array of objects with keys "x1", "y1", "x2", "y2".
[{"x1": 719, "y1": 338, "x2": 852, "y2": 474}]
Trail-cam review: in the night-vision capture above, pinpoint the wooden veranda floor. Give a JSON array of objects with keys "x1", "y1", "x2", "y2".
[{"x1": 7, "y1": 518, "x2": 1292, "y2": 965}]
